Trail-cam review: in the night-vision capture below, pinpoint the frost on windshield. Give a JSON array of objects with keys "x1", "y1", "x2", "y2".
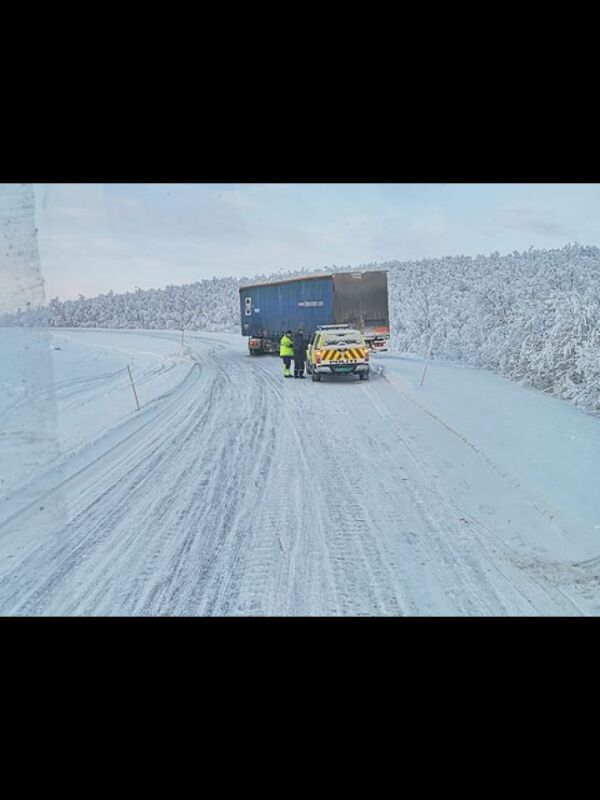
[{"x1": 0, "y1": 184, "x2": 66, "y2": 523}]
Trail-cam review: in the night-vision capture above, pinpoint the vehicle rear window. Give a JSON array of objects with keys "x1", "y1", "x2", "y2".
[{"x1": 323, "y1": 334, "x2": 362, "y2": 346}]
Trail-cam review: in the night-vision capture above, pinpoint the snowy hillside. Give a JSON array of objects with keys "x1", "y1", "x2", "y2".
[{"x1": 2, "y1": 244, "x2": 600, "y2": 415}]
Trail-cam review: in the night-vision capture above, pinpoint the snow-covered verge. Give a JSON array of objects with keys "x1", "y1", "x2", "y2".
[
  {"x1": 0, "y1": 327, "x2": 195, "y2": 503},
  {"x1": 2, "y1": 244, "x2": 600, "y2": 416},
  {"x1": 379, "y1": 352, "x2": 600, "y2": 564}
]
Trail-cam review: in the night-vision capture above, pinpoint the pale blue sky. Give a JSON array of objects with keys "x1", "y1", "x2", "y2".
[{"x1": 34, "y1": 183, "x2": 600, "y2": 301}]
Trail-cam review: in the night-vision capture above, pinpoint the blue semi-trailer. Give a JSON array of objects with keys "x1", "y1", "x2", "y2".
[{"x1": 239, "y1": 270, "x2": 390, "y2": 355}]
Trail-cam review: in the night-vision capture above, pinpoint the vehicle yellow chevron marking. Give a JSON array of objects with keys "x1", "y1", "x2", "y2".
[{"x1": 319, "y1": 347, "x2": 367, "y2": 364}]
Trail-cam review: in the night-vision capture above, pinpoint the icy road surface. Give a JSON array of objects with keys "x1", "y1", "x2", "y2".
[{"x1": 1, "y1": 328, "x2": 600, "y2": 616}]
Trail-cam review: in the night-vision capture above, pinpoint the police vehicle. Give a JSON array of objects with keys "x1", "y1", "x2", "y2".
[{"x1": 307, "y1": 325, "x2": 370, "y2": 382}]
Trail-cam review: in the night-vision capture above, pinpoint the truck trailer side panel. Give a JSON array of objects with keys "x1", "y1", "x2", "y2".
[{"x1": 240, "y1": 276, "x2": 334, "y2": 339}]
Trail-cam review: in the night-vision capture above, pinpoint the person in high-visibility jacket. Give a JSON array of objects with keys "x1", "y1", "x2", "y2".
[{"x1": 280, "y1": 330, "x2": 294, "y2": 378}]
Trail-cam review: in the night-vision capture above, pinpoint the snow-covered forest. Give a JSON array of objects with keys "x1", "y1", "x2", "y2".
[
  {"x1": 2, "y1": 244, "x2": 599, "y2": 415},
  {"x1": 2, "y1": 277, "x2": 241, "y2": 333},
  {"x1": 386, "y1": 245, "x2": 600, "y2": 415}
]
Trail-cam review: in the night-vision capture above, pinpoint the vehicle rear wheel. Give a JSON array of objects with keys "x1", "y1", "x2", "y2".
[{"x1": 312, "y1": 371, "x2": 320, "y2": 382}]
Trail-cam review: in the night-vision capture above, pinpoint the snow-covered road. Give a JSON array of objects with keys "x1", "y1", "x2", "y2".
[{"x1": 1, "y1": 329, "x2": 599, "y2": 615}]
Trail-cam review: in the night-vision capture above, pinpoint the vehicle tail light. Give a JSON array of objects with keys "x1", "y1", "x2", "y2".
[{"x1": 315, "y1": 351, "x2": 322, "y2": 363}]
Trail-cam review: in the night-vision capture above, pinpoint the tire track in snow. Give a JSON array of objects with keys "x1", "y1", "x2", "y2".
[
  {"x1": 247, "y1": 361, "x2": 409, "y2": 615},
  {"x1": 0, "y1": 361, "x2": 212, "y2": 613},
  {"x1": 365, "y1": 383, "x2": 581, "y2": 615},
  {"x1": 237, "y1": 362, "x2": 343, "y2": 615},
  {"x1": 0, "y1": 331, "x2": 589, "y2": 615}
]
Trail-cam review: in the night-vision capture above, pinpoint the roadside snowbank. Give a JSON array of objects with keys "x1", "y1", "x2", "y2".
[
  {"x1": 379, "y1": 351, "x2": 600, "y2": 562},
  {"x1": 0, "y1": 328, "x2": 195, "y2": 502}
]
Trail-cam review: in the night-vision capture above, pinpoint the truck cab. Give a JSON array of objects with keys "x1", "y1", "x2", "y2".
[{"x1": 363, "y1": 321, "x2": 390, "y2": 352}]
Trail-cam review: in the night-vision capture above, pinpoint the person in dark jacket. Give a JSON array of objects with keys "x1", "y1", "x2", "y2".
[{"x1": 293, "y1": 330, "x2": 305, "y2": 378}]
